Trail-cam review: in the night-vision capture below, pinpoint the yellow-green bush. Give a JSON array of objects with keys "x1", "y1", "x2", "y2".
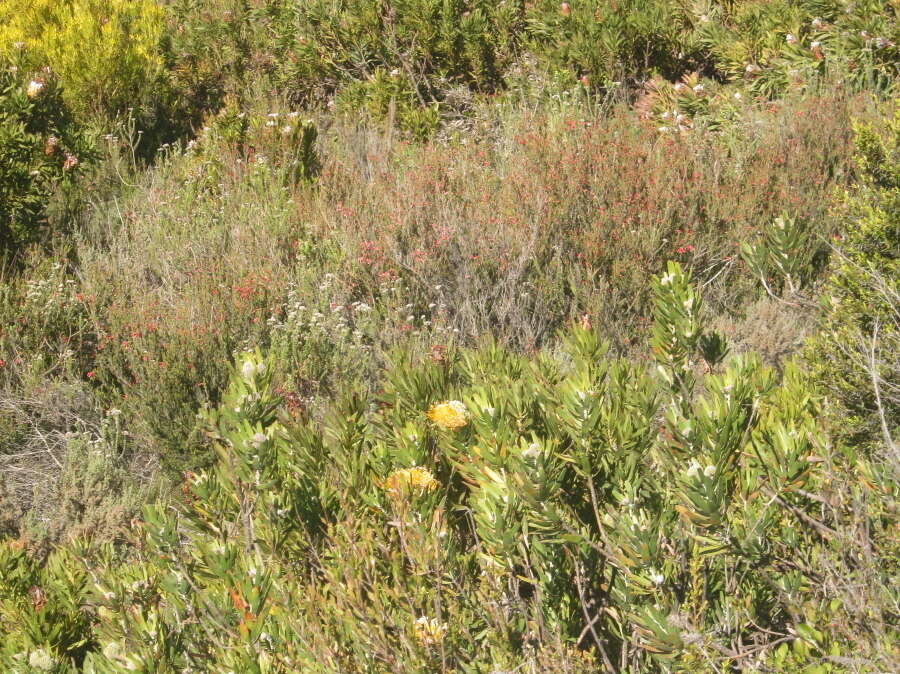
[
  {"x1": 0, "y1": 0, "x2": 165, "y2": 124},
  {"x1": 806, "y1": 103, "x2": 900, "y2": 453}
]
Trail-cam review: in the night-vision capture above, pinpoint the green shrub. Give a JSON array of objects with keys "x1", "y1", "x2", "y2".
[
  {"x1": 740, "y1": 213, "x2": 824, "y2": 296},
  {"x1": 274, "y1": 0, "x2": 520, "y2": 99},
  {"x1": 524, "y1": 0, "x2": 698, "y2": 86},
  {"x1": 160, "y1": 0, "x2": 899, "y2": 136},
  {"x1": 197, "y1": 98, "x2": 320, "y2": 184},
  {"x1": 697, "y1": 0, "x2": 899, "y2": 98},
  {"x1": 0, "y1": 56, "x2": 91, "y2": 252},
  {"x1": 806, "y1": 102, "x2": 900, "y2": 454},
  {"x1": 0, "y1": 541, "x2": 95, "y2": 669},
  {"x1": 3, "y1": 262, "x2": 894, "y2": 671},
  {"x1": 0, "y1": 0, "x2": 166, "y2": 125}
]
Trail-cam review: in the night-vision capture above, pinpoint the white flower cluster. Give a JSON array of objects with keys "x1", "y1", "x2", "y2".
[
  {"x1": 686, "y1": 460, "x2": 717, "y2": 478},
  {"x1": 26, "y1": 79, "x2": 44, "y2": 98},
  {"x1": 241, "y1": 358, "x2": 266, "y2": 380},
  {"x1": 24, "y1": 264, "x2": 81, "y2": 315}
]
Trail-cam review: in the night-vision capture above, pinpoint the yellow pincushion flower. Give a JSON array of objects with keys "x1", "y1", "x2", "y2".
[
  {"x1": 384, "y1": 467, "x2": 439, "y2": 496},
  {"x1": 426, "y1": 400, "x2": 469, "y2": 429},
  {"x1": 413, "y1": 616, "x2": 448, "y2": 645}
]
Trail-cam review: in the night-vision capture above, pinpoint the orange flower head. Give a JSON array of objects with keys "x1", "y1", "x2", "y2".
[
  {"x1": 427, "y1": 400, "x2": 469, "y2": 429},
  {"x1": 384, "y1": 467, "x2": 439, "y2": 496}
]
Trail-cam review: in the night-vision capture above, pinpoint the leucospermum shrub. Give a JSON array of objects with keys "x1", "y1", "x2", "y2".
[
  {"x1": 696, "y1": 0, "x2": 899, "y2": 97},
  {"x1": 524, "y1": 0, "x2": 699, "y2": 86},
  {"x1": 3, "y1": 261, "x2": 894, "y2": 671},
  {"x1": 160, "y1": 0, "x2": 898, "y2": 138}
]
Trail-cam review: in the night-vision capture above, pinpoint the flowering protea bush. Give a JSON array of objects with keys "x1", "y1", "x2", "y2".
[
  {"x1": 696, "y1": 0, "x2": 899, "y2": 97},
  {"x1": 426, "y1": 400, "x2": 470, "y2": 430},
  {"x1": 0, "y1": 54, "x2": 92, "y2": 251},
  {"x1": 2, "y1": 262, "x2": 894, "y2": 671},
  {"x1": 1, "y1": 3, "x2": 899, "y2": 672},
  {"x1": 192, "y1": 100, "x2": 320, "y2": 185}
]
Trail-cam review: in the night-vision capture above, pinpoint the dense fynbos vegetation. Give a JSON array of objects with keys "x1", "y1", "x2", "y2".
[{"x1": 0, "y1": 0, "x2": 898, "y2": 671}]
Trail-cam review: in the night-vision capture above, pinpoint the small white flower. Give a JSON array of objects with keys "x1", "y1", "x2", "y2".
[
  {"x1": 811, "y1": 17, "x2": 823, "y2": 30},
  {"x1": 658, "y1": 126, "x2": 670, "y2": 133},
  {"x1": 686, "y1": 460, "x2": 701, "y2": 478},
  {"x1": 703, "y1": 464, "x2": 717, "y2": 477},
  {"x1": 241, "y1": 359, "x2": 256, "y2": 380},
  {"x1": 650, "y1": 571, "x2": 665, "y2": 586},
  {"x1": 660, "y1": 271, "x2": 675, "y2": 286},
  {"x1": 26, "y1": 79, "x2": 44, "y2": 98},
  {"x1": 810, "y1": 40, "x2": 821, "y2": 49},
  {"x1": 448, "y1": 400, "x2": 468, "y2": 417},
  {"x1": 692, "y1": 83, "x2": 705, "y2": 94},
  {"x1": 106, "y1": 408, "x2": 122, "y2": 417},
  {"x1": 733, "y1": 92, "x2": 742, "y2": 100},
  {"x1": 29, "y1": 649, "x2": 54, "y2": 670},
  {"x1": 102, "y1": 641, "x2": 122, "y2": 660},
  {"x1": 251, "y1": 432, "x2": 267, "y2": 448},
  {"x1": 522, "y1": 442, "x2": 541, "y2": 461},
  {"x1": 786, "y1": 33, "x2": 797, "y2": 45}
]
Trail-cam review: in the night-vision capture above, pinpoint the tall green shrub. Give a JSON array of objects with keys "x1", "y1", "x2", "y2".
[
  {"x1": 0, "y1": 56, "x2": 91, "y2": 252},
  {"x1": 0, "y1": 0, "x2": 165, "y2": 124},
  {"x1": 806, "y1": 103, "x2": 899, "y2": 454},
  {"x1": 4, "y1": 262, "x2": 890, "y2": 671}
]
